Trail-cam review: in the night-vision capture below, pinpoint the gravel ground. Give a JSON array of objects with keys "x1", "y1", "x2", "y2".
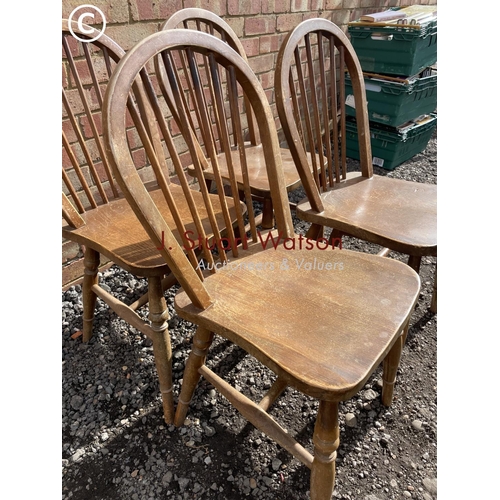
[{"x1": 62, "y1": 133, "x2": 437, "y2": 500}]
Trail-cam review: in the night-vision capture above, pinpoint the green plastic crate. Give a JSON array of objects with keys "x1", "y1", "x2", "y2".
[
  {"x1": 345, "y1": 70, "x2": 437, "y2": 127},
  {"x1": 345, "y1": 114, "x2": 437, "y2": 170},
  {"x1": 348, "y1": 20, "x2": 437, "y2": 76}
]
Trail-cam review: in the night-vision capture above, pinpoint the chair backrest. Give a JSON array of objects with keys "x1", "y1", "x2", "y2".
[
  {"x1": 156, "y1": 9, "x2": 258, "y2": 163},
  {"x1": 62, "y1": 19, "x2": 166, "y2": 228},
  {"x1": 103, "y1": 30, "x2": 294, "y2": 309},
  {"x1": 276, "y1": 19, "x2": 373, "y2": 212}
]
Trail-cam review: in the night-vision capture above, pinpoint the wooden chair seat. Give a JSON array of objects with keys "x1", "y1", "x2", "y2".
[
  {"x1": 63, "y1": 185, "x2": 245, "y2": 276},
  {"x1": 297, "y1": 173, "x2": 437, "y2": 256},
  {"x1": 187, "y1": 144, "x2": 310, "y2": 198},
  {"x1": 175, "y1": 245, "x2": 420, "y2": 400}
]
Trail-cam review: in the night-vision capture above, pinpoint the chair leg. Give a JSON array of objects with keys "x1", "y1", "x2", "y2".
[
  {"x1": 328, "y1": 230, "x2": 343, "y2": 248},
  {"x1": 174, "y1": 326, "x2": 214, "y2": 426},
  {"x1": 82, "y1": 248, "x2": 100, "y2": 342},
  {"x1": 407, "y1": 254, "x2": 422, "y2": 273},
  {"x1": 305, "y1": 223, "x2": 324, "y2": 240},
  {"x1": 382, "y1": 334, "x2": 403, "y2": 406},
  {"x1": 310, "y1": 400, "x2": 339, "y2": 500},
  {"x1": 148, "y1": 276, "x2": 174, "y2": 424},
  {"x1": 261, "y1": 197, "x2": 274, "y2": 229},
  {"x1": 401, "y1": 322, "x2": 409, "y2": 346}
]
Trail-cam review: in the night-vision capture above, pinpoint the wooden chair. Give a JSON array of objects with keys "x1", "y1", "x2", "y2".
[
  {"x1": 157, "y1": 8, "x2": 309, "y2": 229},
  {"x1": 103, "y1": 29, "x2": 421, "y2": 499},
  {"x1": 62, "y1": 19, "x2": 242, "y2": 424},
  {"x1": 275, "y1": 19, "x2": 437, "y2": 313}
]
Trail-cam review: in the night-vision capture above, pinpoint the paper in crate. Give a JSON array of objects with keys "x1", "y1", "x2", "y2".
[
  {"x1": 345, "y1": 68, "x2": 437, "y2": 128},
  {"x1": 348, "y1": 6, "x2": 437, "y2": 77}
]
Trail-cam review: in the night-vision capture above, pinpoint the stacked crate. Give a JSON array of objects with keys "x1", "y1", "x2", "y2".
[{"x1": 345, "y1": 7, "x2": 437, "y2": 170}]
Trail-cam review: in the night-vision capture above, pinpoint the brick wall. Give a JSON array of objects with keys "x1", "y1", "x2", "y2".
[{"x1": 61, "y1": 0, "x2": 437, "y2": 287}]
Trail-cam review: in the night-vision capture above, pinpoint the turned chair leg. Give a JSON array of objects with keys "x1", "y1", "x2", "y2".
[
  {"x1": 261, "y1": 197, "x2": 274, "y2": 229},
  {"x1": 148, "y1": 276, "x2": 174, "y2": 424},
  {"x1": 382, "y1": 334, "x2": 403, "y2": 406},
  {"x1": 310, "y1": 400, "x2": 339, "y2": 500},
  {"x1": 174, "y1": 326, "x2": 214, "y2": 426},
  {"x1": 82, "y1": 248, "x2": 100, "y2": 342}
]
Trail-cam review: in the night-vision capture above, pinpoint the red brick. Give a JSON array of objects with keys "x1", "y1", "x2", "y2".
[
  {"x1": 62, "y1": 120, "x2": 78, "y2": 144},
  {"x1": 62, "y1": 147, "x2": 73, "y2": 169},
  {"x1": 132, "y1": 148, "x2": 147, "y2": 168},
  {"x1": 183, "y1": 0, "x2": 227, "y2": 16},
  {"x1": 349, "y1": 9, "x2": 363, "y2": 21},
  {"x1": 343, "y1": 0, "x2": 358, "y2": 8},
  {"x1": 127, "y1": 128, "x2": 141, "y2": 150},
  {"x1": 277, "y1": 13, "x2": 304, "y2": 32},
  {"x1": 262, "y1": 0, "x2": 291, "y2": 14},
  {"x1": 64, "y1": 88, "x2": 86, "y2": 116},
  {"x1": 268, "y1": 98, "x2": 277, "y2": 115},
  {"x1": 245, "y1": 16, "x2": 276, "y2": 36},
  {"x1": 62, "y1": 34, "x2": 80, "y2": 58},
  {"x1": 242, "y1": 38, "x2": 260, "y2": 57},
  {"x1": 61, "y1": 0, "x2": 128, "y2": 24},
  {"x1": 131, "y1": 0, "x2": 155, "y2": 21},
  {"x1": 303, "y1": 11, "x2": 328, "y2": 21},
  {"x1": 69, "y1": 61, "x2": 92, "y2": 88},
  {"x1": 125, "y1": 110, "x2": 136, "y2": 130},
  {"x1": 105, "y1": 23, "x2": 157, "y2": 51},
  {"x1": 80, "y1": 112, "x2": 103, "y2": 139},
  {"x1": 311, "y1": 0, "x2": 325, "y2": 9},
  {"x1": 159, "y1": 0, "x2": 183, "y2": 19},
  {"x1": 169, "y1": 117, "x2": 183, "y2": 138},
  {"x1": 260, "y1": 34, "x2": 281, "y2": 54},
  {"x1": 226, "y1": 18, "x2": 244, "y2": 38},
  {"x1": 331, "y1": 9, "x2": 351, "y2": 26},
  {"x1": 325, "y1": 0, "x2": 343, "y2": 9},
  {"x1": 249, "y1": 53, "x2": 275, "y2": 75},
  {"x1": 260, "y1": 72, "x2": 275, "y2": 91},
  {"x1": 291, "y1": 0, "x2": 310, "y2": 12},
  {"x1": 228, "y1": 0, "x2": 261, "y2": 15},
  {"x1": 93, "y1": 161, "x2": 113, "y2": 185}
]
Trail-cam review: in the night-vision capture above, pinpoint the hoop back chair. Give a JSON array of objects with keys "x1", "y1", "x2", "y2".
[
  {"x1": 157, "y1": 8, "x2": 310, "y2": 229},
  {"x1": 103, "y1": 29, "x2": 420, "y2": 499},
  {"x1": 276, "y1": 19, "x2": 437, "y2": 311},
  {"x1": 62, "y1": 19, "x2": 241, "y2": 423}
]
